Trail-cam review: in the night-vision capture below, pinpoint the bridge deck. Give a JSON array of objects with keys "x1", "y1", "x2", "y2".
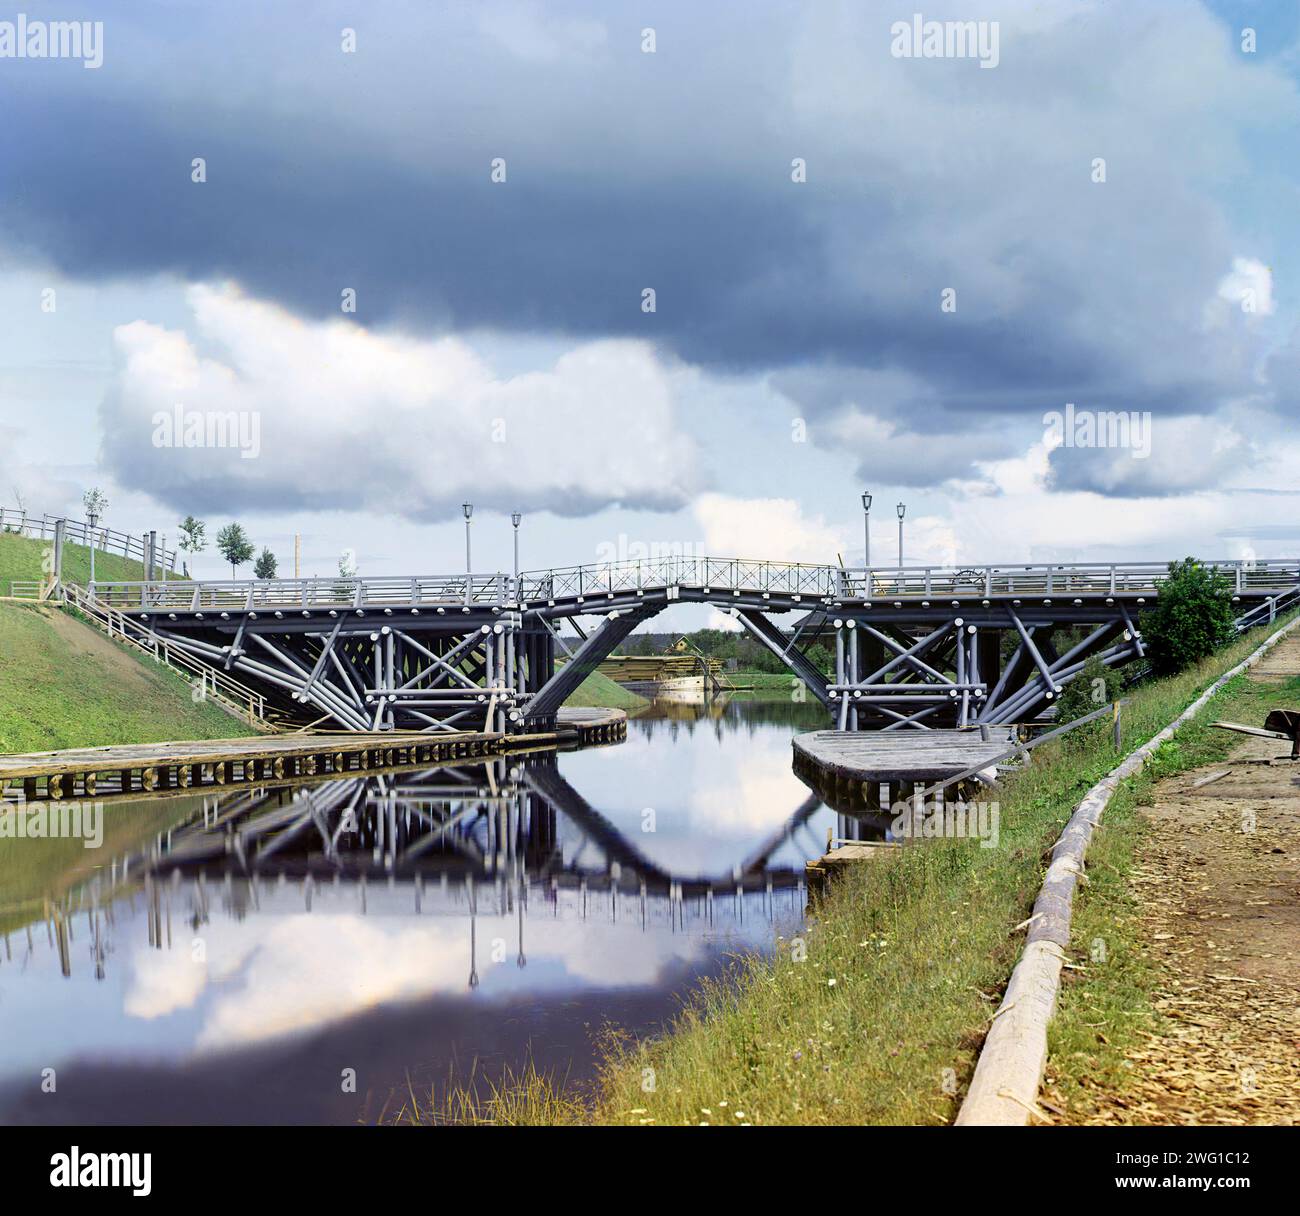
[{"x1": 0, "y1": 709, "x2": 626, "y2": 801}]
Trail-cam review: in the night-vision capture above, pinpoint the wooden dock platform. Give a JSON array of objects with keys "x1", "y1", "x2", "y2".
[
  {"x1": 793, "y1": 727, "x2": 1015, "y2": 814},
  {"x1": 0, "y1": 707, "x2": 626, "y2": 801},
  {"x1": 805, "y1": 841, "x2": 899, "y2": 900}
]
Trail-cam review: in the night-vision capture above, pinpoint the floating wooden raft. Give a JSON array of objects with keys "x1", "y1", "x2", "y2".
[
  {"x1": 0, "y1": 708, "x2": 626, "y2": 801},
  {"x1": 792, "y1": 727, "x2": 1016, "y2": 814}
]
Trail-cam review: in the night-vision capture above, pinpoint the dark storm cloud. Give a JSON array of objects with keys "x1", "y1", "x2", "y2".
[{"x1": 2, "y1": 0, "x2": 1295, "y2": 496}]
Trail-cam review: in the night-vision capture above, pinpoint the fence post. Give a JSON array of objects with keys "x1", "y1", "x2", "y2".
[{"x1": 52, "y1": 518, "x2": 66, "y2": 599}]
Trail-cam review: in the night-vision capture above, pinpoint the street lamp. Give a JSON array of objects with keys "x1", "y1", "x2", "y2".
[
  {"x1": 511, "y1": 511, "x2": 522, "y2": 583},
  {"x1": 462, "y1": 502, "x2": 473, "y2": 605},
  {"x1": 896, "y1": 501, "x2": 906, "y2": 567},
  {"x1": 861, "y1": 491, "x2": 872, "y2": 568},
  {"x1": 86, "y1": 508, "x2": 100, "y2": 587}
]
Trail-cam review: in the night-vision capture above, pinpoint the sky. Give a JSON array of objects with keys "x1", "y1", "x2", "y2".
[{"x1": 1, "y1": 0, "x2": 1298, "y2": 612}]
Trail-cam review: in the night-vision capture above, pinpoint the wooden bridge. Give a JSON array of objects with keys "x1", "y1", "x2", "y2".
[{"x1": 41, "y1": 549, "x2": 1300, "y2": 735}]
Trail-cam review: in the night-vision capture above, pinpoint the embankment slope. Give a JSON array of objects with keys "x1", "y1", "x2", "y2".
[{"x1": 0, "y1": 601, "x2": 255, "y2": 754}]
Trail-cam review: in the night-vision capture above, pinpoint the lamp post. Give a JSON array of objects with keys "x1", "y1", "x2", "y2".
[
  {"x1": 511, "y1": 511, "x2": 522, "y2": 582},
  {"x1": 861, "y1": 491, "x2": 872, "y2": 569},
  {"x1": 896, "y1": 501, "x2": 906, "y2": 567},
  {"x1": 86, "y1": 509, "x2": 99, "y2": 587},
  {"x1": 462, "y1": 502, "x2": 473, "y2": 605}
]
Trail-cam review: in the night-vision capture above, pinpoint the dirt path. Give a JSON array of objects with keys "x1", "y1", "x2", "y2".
[{"x1": 1079, "y1": 633, "x2": 1300, "y2": 1124}]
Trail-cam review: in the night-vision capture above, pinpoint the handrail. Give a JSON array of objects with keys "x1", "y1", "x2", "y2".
[
  {"x1": 0, "y1": 507, "x2": 180, "y2": 572},
  {"x1": 80, "y1": 555, "x2": 1300, "y2": 611},
  {"x1": 62, "y1": 583, "x2": 268, "y2": 726}
]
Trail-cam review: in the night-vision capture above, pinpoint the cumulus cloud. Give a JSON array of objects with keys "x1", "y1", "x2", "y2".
[
  {"x1": 933, "y1": 425, "x2": 1299, "y2": 564},
  {"x1": 1213, "y1": 257, "x2": 1276, "y2": 318},
  {"x1": 828, "y1": 411, "x2": 1012, "y2": 487},
  {"x1": 693, "y1": 493, "x2": 847, "y2": 563},
  {"x1": 5, "y1": 0, "x2": 1295, "y2": 464},
  {"x1": 99, "y1": 284, "x2": 702, "y2": 519},
  {"x1": 1046, "y1": 415, "x2": 1255, "y2": 496}
]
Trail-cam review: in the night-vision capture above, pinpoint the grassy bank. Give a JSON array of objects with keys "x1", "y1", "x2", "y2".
[
  {"x1": 0, "y1": 601, "x2": 256, "y2": 753},
  {"x1": 727, "y1": 671, "x2": 814, "y2": 692},
  {"x1": 0, "y1": 529, "x2": 160, "y2": 591},
  {"x1": 423, "y1": 612, "x2": 1297, "y2": 1126},
  {"x1": 1045, "y1": 639, "x2": 1300, "y2": 1116},
  {"x1": 563, "y1": 670, "x2": 649, "y2": 711}
]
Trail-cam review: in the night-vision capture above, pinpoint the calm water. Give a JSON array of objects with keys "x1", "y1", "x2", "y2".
[{"x1": 0, "y1": 695, "x2": 839, "y2": 1124}]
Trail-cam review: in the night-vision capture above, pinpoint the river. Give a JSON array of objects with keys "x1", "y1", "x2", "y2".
[{"x1": 0, "y1": 693, "x2": 838, "y2": 1124}]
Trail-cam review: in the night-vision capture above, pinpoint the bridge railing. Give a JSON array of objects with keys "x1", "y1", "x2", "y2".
[
  {"x1": 86, "y1": 572, "x2": 515, "y2": 611},
  {"x1": 61, "y1": 582, "x2": 269, "y2": 724},
  {"x1": 0, "y1": 508, "x2": 180, "y2": 572},
  {"x1": 83, "y1": 556, "x2": 1300, "y2": 613},
  {"x1": 519, "y1": 555, "x2": 841, "y2": 601},
  {"x1": 839, "y1": 559, "x2": 1300, "y2": 600}
]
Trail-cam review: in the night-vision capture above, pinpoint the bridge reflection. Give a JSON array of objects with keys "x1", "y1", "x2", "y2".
[
  {"x1": 141, "y1": 758, "x2": 824, "y2": 893},
  {"x1": 17, "y1": 757, "x2": 840, "y2": 984}
]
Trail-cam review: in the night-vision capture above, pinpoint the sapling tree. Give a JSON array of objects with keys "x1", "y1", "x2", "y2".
[
  {"x1": 254, "y1": 547, "x2": 278, "y2": 579},
  {"x1": 216, "y1": 522, "x2": 255, "y2": 579}
]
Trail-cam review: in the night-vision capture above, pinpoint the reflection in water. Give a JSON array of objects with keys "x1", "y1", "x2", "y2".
[{"x1": 0, "y1": 694, "x2": 847, "y2": 1123}]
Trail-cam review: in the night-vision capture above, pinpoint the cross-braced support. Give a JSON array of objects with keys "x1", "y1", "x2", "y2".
[
  {"x1": 826, "y1": 603, "x2": 1145, "y2": 729},
  {"x1": 102, "y1": 551, "x2": 1296, "y2": 733}
]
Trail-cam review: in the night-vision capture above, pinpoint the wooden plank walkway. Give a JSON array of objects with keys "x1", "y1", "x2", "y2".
[
  {"x1": 793, "y1": 727, "x2": 1015, "y2": 813},
  {"x1": 0, "y1": 708, "x2": 626, "y2": 801}
]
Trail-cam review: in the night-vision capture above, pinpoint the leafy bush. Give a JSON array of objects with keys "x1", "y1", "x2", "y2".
[{"x1": 1141, "y1": 557, "x2": 1236, "y2": 677}]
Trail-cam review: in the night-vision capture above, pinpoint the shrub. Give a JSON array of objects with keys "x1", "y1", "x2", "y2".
[{"x1": 1141, "y1": 557, "x2": 1236, "y2": 677}]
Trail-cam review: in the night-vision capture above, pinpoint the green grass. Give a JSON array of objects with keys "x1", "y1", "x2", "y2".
[
  {"x1": 564, "y1": 669, "x2": 649, "y2": 711},
  {"x1": 1046, "y1": 647, "x2": 1300, "y2": 1116},
  {"x1": 389, "y1": 1061, "x2": 587, "y2": 1126},
  {"x1": 727, "y1": 671, "x2": 812, "y2": 691},
  {"x1": 0, "y1": 529, "x2": 162, "y2": 592},
  {"x1": 447, "y1": 612, "x2": 1298, "y2": 1126},
  {"x1": 0, "y1": 601, "x2": 256, "y2": 754}
]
